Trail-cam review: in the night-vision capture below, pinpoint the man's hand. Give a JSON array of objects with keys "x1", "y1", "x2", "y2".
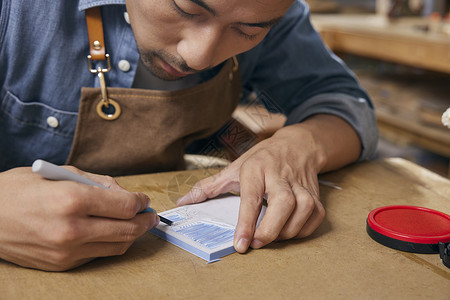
[
  {"x1": 177, "y1": 114, "x2": 361, "y2": 253},
  {"x1": 0, "y1": 166, "x2": 159, "y2": 271}
]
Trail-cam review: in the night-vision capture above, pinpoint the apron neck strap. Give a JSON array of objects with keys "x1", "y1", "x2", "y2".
[
  {"x1": 84, "y1": 7, "x2": 117, "y2": 120},
  {"x1": 85, "y1": 7, "x2": 107, "y2": 62}
]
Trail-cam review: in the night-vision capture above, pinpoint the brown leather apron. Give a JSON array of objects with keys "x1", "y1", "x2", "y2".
[{"x1": 66, "y1": 8, "x2": 241, "y2": 176}]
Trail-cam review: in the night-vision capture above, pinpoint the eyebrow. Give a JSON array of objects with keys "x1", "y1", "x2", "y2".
[
  {"x1": 238, "y1": 17, "x2": 283, "y2": 29},
  {"x1": 188, "y1": 0, "x2": 283, "y2": 29},
  {"x1": 190, "y1": 0, "x2": 216, "y2": 15}
]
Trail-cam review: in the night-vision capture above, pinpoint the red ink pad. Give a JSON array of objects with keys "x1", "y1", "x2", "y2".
[{"x1": 366, "y1": 205, "x2": 450, "y2": 254}]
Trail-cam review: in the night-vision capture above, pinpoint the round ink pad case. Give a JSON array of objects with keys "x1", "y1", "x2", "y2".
[{"x1": 366, "y1": 205, "x2": 450, "y2": 254}]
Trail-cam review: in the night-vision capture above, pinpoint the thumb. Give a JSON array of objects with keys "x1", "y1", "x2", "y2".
[{"x1": 176, "y1": 168, "x2": 240, "y2": 206}]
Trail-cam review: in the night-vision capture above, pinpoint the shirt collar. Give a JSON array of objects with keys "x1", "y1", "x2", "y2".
[{"x1": 78, "y1": 0, "x2": 126, "y2": 11}]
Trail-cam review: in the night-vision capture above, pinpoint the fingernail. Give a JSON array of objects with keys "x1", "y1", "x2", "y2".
[
  {"x1": 154, "y1": 214, "x2": 160, "y2": 225},
  {"x1": 250, "y1": 239, "x2": 264, "y2": 249},
  {"x1": 235, "y1": 238, "x2": 250, "y2": 253},
  {"x1": 145, "y1": 194, "x2": 151, "y2": 208},
  {"x1": 137, "y1": 193, "x2": 151, "y2": 213}
]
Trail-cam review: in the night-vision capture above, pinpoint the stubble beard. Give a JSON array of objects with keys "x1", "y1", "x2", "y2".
[{"x1": 138, "y1": 48, "x2": 196, "y2": 81}]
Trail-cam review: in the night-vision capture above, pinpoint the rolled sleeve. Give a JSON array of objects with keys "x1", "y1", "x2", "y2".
[
  {"x1": 285, "y1": 93, "x2": 378, "y2": 161},
  {"x1": 238, "y1": 0, "x2": 378, "y2": 161}
]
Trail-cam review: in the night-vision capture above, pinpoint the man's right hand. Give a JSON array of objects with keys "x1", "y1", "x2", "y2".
[{"x1": 0, "y1": 166, "x2": 159, "y2": 271}]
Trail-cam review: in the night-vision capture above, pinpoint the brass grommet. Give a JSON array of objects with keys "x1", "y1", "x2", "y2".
[{"x1": 96, "y1": 99, "x2": 121, "y2": 120}]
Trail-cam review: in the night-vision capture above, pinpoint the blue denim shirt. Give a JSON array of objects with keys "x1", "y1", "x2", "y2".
[{"x1": 0, "y1": 0, "x2": 377, "y2": 171}]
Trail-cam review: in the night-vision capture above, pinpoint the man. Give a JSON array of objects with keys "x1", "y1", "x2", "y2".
[{"x1": 0, "y1": 0, "x2": 377, "y2": 271}]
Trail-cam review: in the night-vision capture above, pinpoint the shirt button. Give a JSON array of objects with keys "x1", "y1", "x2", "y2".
[
  {"x1": 118, "y1": 60, "x2": 131, "y2": 72},
  {"x1": 46, "y1": 116, "x2": 59, "y2": 128},
  {"x1": 124, "y1": 12, "x2": 130, "y2": 24}
]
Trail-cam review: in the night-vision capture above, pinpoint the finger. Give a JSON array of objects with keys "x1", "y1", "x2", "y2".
[
  {"x1": 233, "y1": 163, "x2": 265, "y2": 253},
  {"x1": 250, "y1": 177, "x2": 296, "y2": 249},
  {"x1": 62, "y1": 166, "x2": 126, "y2": 191},
  {"x1": 1, "y1": 237, "x2": 135, "y2": 271},
  {"x1": 176, "y1": 167, "x2": 240, "y2": 206},
  {"x1": 5, "y1": 213, "x2": 156, "y2": 271},
  {"x1": 296, "y1": 200, "x2": 325, "y2": 238},
  {"x1": 84, "y1": 212, "x2": 159, "y2": 243},
  {"x1": 276, "y1": 183, "x2": 316, "y2": 240},
  {"x1": 292, "y1": 177, "x2": 324, "y2": 238},
  {"x1": 0, "y1": 244, "x2": 93, "y2": 272},
  {"x1": 57, "y1": 183, "x2": 151, "y2": 219},
  {"x1": 42, "y1": 241, "x2": 135, "y2": 271},
  {"x1": 38, "y1": 213, "x2": 158, "y2": 250},
  {"x1": 88, "y1": 189, "x2": 151, "y2": 219}
]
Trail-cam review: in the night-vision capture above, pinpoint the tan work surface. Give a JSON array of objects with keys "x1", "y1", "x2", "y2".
[{"x1": 1, "y1": 158, "x2": 449, "y2": 299}]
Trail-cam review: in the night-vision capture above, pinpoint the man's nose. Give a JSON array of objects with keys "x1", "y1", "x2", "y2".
[{"x1": 177, "y1": 25, "x2": 222, "y2": 71}]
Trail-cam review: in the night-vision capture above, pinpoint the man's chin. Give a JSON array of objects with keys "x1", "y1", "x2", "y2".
[
  {"x1": 142, "y1": 60, "x2": 186, "y2": 81},
  {"x1": 152, "y1": 69, "x2": 185, "y2": 81}
]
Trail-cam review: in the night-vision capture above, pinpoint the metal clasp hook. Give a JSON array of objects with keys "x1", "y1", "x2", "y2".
[{"x1": 87, "y1": 54, "x2": 121, "y2": 120}]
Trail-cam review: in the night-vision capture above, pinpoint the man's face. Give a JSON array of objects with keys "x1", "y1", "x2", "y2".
[{"x1": 125, "y1": 0, "x2": 293, "y2": 80}]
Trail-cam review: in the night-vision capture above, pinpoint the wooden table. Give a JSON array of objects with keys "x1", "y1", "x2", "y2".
[
  {"x1": 1, "y1": 158, "x2": 449, "y2": 299},
  {"x1": 311, "y1": 14, "x2": 450, "y2": 74}
]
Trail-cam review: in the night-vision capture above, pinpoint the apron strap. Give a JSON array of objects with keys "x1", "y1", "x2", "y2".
[
  {"x1": 85, "y1": 7, "x2": 111, "y2": 73},
  {"x1": 84, "y1": 6, "x2": 119, "y2": 120},
  {"x1": 85, "y1": 7, "x2": 107, "y2": 61}
]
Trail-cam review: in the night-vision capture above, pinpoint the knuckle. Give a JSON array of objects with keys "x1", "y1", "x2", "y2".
[
  {"x1": 102, "y1": 175, "x2": 115, "y2": 184},
  {"x1": 240, "y1": 157, "x2": 263, "y2": 171},
  {"x1": 299, "y1": 227, "x2": 315, "y2": 238},
  {"x1": 301, "y1": 194, "x2": 315, "y2": 213},
  {"x1": 280, "y1": 166, "x2": 295, "y2": 180},
  {"x1": 256, "y1": 227, "x2": 279, "y2": 244},
  {"x1": 277, "y1": 190, "x2": 296, "y2": 209},
  {"x1": 121, "y1": 222, "x2": 143, "y2": 242},
  {"x1": 279, "y1": 227, "x2": 300, "y2": 240},
  {"x1": 48, "y1": 221, "x2": 81, "y2": 246},
  {"x1": 47, "y1": 249, "x2": 74, "y2": 269},
  {"x1": 241, "y1": 194, "x2": 264, "y2": 210},
  {"x1": 115, "y1": 242, "x2": 133, "y2": 256},
  {"x1": 101, "y1": 175, "x2": 118, "y2": 188},
  {"x1": 50, "y1": 226, "x2": 78, "y2": 247},
  {"x1": 274, "y1": 188, "x2": 290, "y2": 200},
  {"x1": 120, "y1": 200, "x2": 139, "y2": 219},
  {"x1": 53, "y1": 192, "x2": 83, "y2": 215},
  {"x1": 190, "y1": 183, "x2": 207, "y2": 203},
  {"x1": 316, "y1": 204, "x2": 326, "y2": 222}
]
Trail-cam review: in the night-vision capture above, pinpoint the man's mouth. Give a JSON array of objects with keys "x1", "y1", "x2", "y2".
[{"x1": 157, "y1": 56, "x2": 192, "y2": 78}]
